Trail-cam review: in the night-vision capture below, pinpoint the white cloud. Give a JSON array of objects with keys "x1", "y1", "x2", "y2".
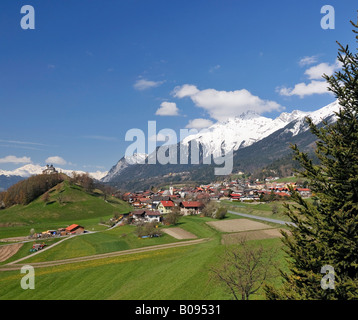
[
  {"x1": 299, "y1": 55, "x2": 319, "y2": 66},
  {"x1": 277, "y1": 80, "x2": 330, "y2": 98},
  {"x1": 45, "y1": 156, "x2": 67, "y2": 165},
  {"x1": 155, "y1": 102, "x2": 179, "y2": 116},
  {"x1": 134, "y1": 79, "x2": 164, "y2": 91},
  {"x1": 278, "y1": 59, "x2": 341, "y2": 98},
  {"x1": 304, "y1": 60, "x2": 340, "y2": 80},
  {"x1": 173, "y1": 85, "x2": 283, "y2": 122},
  {"x1": 172, "y1": 84, "x2": 200, "y2": 98},
  {"x1": 0, "y1": 155, "x2": 32, "y2": 164},
  {"x1": 185, "y1": 118, "x2": 214, "y2": 129}
]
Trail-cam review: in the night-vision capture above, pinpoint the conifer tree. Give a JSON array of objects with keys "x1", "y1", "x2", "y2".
[{"x1": 266, "y1": 14, "x2": 358, "y2": 300}]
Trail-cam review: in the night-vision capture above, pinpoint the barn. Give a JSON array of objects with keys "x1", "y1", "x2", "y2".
[{"x1": 65, "y1": 224, "x2": 85, "y2": 235}]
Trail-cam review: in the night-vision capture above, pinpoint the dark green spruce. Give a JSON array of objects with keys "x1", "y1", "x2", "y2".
[{"x1": 265, "y1": 14, "x2": 358, "y2": 300}]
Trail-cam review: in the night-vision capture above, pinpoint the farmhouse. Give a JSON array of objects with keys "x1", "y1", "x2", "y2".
[
  {"x1": 132, "y1": 210, "x2": 146, "y2": 222},
  {"x1": 130, "y1": 210, "x2": 162, "y2": 223},
  {"x1": 145, "y1": 210, "x2": 162, "y2": 223},
  {"x1": 65, "y1": 224, "x2": 85, "y2": 235},
  {"x1": 180, "y1": 201, "x2": 204, "y2": 215}
]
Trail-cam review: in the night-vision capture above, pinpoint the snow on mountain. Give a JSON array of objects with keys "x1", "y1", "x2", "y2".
[
  {"x1": 283, "y1": 100, "x2": 340, "y2": 136},
  {"x1": 181, "y1": 100, "x2": 340, "y2": 158},
  {"x1": 101, "y1": 100, "x2": 341, "y2": 184},
  {"x1": 0, "y1": 164, "x2": 108, "y2": 181}
]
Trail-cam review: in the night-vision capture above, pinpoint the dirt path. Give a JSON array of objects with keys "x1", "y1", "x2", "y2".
[
  {"x1": 0, "y1": 238, "x2": 208, "y2": 271},
  {"x1": 0, "y1": 243, "x2": 23, "y2": 262},
  {"x1": 163, "y1": 227, "x2": 197, "y2": 239}
]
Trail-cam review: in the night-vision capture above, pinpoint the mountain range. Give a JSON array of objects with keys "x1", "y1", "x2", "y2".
[
  {"x1": 0, "y1": 164, "x2": 108, "y2": 191},
  {"x1": 101, "y1": 100, "x2": 340, "y2": 191},
  {"x1": 0, "y1": 100, "x2": 340, "y2": 192}
]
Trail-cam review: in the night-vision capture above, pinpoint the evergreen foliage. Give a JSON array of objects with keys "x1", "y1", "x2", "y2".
[{"x1": 265, "y1": 14, "x2": 358, "y2": 300}]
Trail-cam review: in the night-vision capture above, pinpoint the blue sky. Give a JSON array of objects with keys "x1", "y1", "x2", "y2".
[{"x1": 0, "y1": 0, "x2": 357, "y2": 172}]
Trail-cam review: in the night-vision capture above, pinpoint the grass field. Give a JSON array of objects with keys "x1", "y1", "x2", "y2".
[
  {"x1": 0, "y1": 181, "x2": 132, "y2": 239},
  {"x1": 221, "y1": 199, "x2": 293, "y2": 221},
  {"x1": 0, "y1": 236, "x2": 287, "y2": 300},
  {"x1": 0, "y1": 183, "x2": 290, "y2": 300},
  {"x1": 0, "y1": 213, "x2": 289, "y2": 300}
]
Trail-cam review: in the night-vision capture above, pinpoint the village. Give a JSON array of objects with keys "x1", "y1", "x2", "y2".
[
  {"x1": 28, "y1": 174, "x2": 312, "y2": 248},
  {"x1": 117, "y1": 176, "x2": 312, "y2": 224}
]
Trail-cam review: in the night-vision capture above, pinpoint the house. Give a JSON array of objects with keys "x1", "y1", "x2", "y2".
[
  {"x1": 145, "y1": 210, "x2": 162, "y2": 223},
  {"x1": 180, "y1": 201, "x2": 204, "y2": 215},
  {"x1": 130, "y1": 210, "x2": 162, "y2": 223},
  {"x1": 131, "y1": 210, "x2": 146, "y2": 222},
  {"x1": 158, "y1": 200, "x2": 175, "y2": 214},
  {"x1": 294, "y1": 188, "x2": 312, "y2": 197},
  {"x1": 230, "y1": 193, "x2": 241, "y2": 201},
  {"x1": 132, "y1": 200, "x2": 144, "y2": 208},
  {"x1": 65, "y1": 224, "x2": 85, "y2": 235}
]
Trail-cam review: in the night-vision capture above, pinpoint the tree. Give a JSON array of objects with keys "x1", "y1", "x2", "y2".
[
  {"x1": 210, "y1": 240, "x2": 278, "y2": 300},
  {"x1": 202, "y1": 201, "x2": 227, "y2": 219},
  {"x1": 266, "y1": 15, "x2": 358, "y2": 300},
  {"x1": 164, "y1": 206, "x2": 181, "y2": 225},
  {"x1": 213, "y1": 206, "x2": 227, "y2": 219},
  {"x1": 135, "y1": 222, "x2": 162, "y2": 237},
  {"x1": 271, "y1": 203, "x2": 279, "y2": 215}
]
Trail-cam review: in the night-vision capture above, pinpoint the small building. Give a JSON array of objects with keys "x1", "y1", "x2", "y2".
[
  {"x1": 295, "y1": 188, "x2": 312, "y2": 198},
  {"x1": 230, "y1": 193, "x2": 241, "y2": 201},
  {"x1": 180, "y1": 201, "x2": 204, "y2": 215},
  {"x1": 145, "y1": 210, "x2": 162, "y2": 223},
  {"x1": 130, "y1": 209, "x2": 162, "y2": 223},
  {"x1": 42, "y1": 164, "x2": 58, "y2": 175},
  {"x1": 65, "y1": 224, "x2": 85, "y2": 235},
  {"x1": 131, "y1": 210, "x2": 146, "y2": 222}
]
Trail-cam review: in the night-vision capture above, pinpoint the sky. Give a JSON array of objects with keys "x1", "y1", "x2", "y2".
[{"x1": 0, "y1": 0, "x2": 357, "y2": 172}]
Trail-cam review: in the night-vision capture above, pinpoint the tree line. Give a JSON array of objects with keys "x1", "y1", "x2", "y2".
[{"x1": 0, "y1": 173, "x2": 64, "y2": 208}]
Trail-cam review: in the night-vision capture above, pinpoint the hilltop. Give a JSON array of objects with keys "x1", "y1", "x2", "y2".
[{"x1": 0, "y1": 177, "x2": 131, "y2": 238}]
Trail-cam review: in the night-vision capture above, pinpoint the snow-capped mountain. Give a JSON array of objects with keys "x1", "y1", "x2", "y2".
[
  {"x1": 0, "y1": 164, "x2": 108, "y2": 181},
  {"x1": 181, "y1": 100, "x2": 340, "y2": 158},
  {"x1": 101, "y1": 153, "x2": 147, "y2": 183},
  {"x1": 102, "y1": 100, "x2": 341, "y2": 189}
]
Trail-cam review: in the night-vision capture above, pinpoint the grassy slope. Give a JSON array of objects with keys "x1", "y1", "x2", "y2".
[
  {"x1": 0, "y1": 214, "x2": 289, "y2": 300},
  {"x1": 0, "y1": 181, "x2": 132, "y2": 239},
  {"x1": 18, "y1": 214, "x2": 221, "y2": 263},
  {"x1": 0, "y1": 183, "x2": 290, "y2": 300},
  {"x1": 0, "y1": 238, "x2": 287, "y2": 300}
]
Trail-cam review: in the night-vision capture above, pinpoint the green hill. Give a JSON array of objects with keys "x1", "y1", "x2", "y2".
[{"x1": 0, "y1": 180, "x2": 132, "y2": 239}]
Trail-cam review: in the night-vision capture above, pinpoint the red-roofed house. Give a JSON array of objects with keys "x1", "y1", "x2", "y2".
[
  {"x1": 230, "y1": 193, "x2": 241, "y2": 201},
  {"x1": 294, "y1": 188, "x2": 312, "y2": 197},
  {"x1": 158, "y1": 200, "x2": 174, "y2": 214},
  {"x1": 65, "y1": 224, "x2": 85, "y2": 235}
]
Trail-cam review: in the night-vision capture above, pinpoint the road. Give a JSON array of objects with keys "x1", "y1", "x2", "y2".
[{"x1": 228, "y1": 210, "x2": 296, "y2": 227}]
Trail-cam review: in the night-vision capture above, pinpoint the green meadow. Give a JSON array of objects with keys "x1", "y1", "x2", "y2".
[
  {"x1": 0, "y1": 237, "x2": 287, "y2": 300},
  {"x1": 0, "y1": 181, "x2": 132, "y2": 239},
  {"x1": 0, "y1": 181, "x2": 289, "y2": 300}
]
